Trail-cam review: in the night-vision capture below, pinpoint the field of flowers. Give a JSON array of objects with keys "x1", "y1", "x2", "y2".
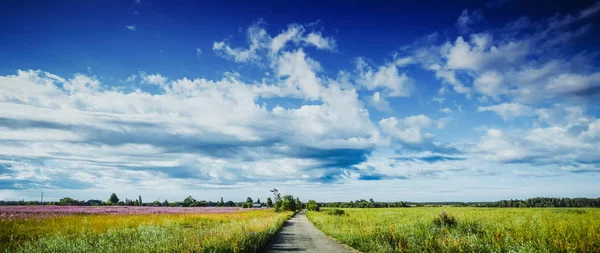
[
  {"x1": 307, "y1": 207, "x2": 600, "y2": 252},
  {"x1": 0, "y1": 206, "x2": 293, "y2": 252}
]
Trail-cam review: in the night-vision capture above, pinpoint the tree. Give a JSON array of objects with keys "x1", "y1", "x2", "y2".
[
  {"x1": 246, "y1": 197, "x2": 253, "y2": 204},
  {"x1": 226, "y1": 201, "x2": 235, "y2": 207},
  {"x1": 270, "y1": 188, "x2": 282, "y2": 212},
  {"x1": 266, "y1": 197, "x2": 273, "y2": 207},
  {"x1": 152, "y1": 200, "x2": 161, "y2": 206},
  {"x1": 109, "y1": 193, "x2": 119, "y2": 205},
  {"x1": 219, "y1": 197, "x2": 225, "y2": 207},
  {"x1": 257, "y1": 198, "x2": 261, "y2": 204},
  {"x1": 307, "y1": 200, "x2": 319, "y2": 211},
  {"x1": 138, "y1": 195, "x2": 143, "y2": 206},
  {"x1": 183, "y1": 196, "x2": 196, "y2": 207},
  {"x1": 162, "y1": 199, "x2": 169, "y2": 207},
  {"x1": 281, "y1": 195, "x2": 296, "y2": 212},
  {"x1": 295, "y1": 197, "x2": 303, "y2": 211}
]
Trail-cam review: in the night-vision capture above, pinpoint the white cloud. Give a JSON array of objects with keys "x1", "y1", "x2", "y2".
[
  {"x1": 196, "y1": 47, "x2": 202, "y2": 57},
  {"x1": 368, "y1": 91, "x2": 390, "y2": 111},
  {"x1": 473, "y1": 105, "x2": 599, "y2": 165},
  {"x1": 126, "y1": 25, "x2": 136, "y2": 31},
  {"x1": 408, "y1": 2, "x2": 600, "y2": 102},
  {"x1": 0, "y1": 65, "x2": 384, "y2": 189},
  {"x1": 379, "y1": 115, "x2": 433, "y2": 144},
  {"x1": 474, "y1": 71, "x2": 505, "y2": 98},
  {"x1": 355, "y1": 57, "x2": 413, "y2": 97},
  {"x1": 213, "y1": 21, "x2": 337, "y2": 63},
  {"x1": 303, "y1": 32, "x2": 336, "y2": 51},
  {"x1": 275, "y1": 49, "x2": 322, "y2": 100},
  {"x1": 477, "y1": 103, "x2": 534, "y2": 121},
  {"x1": 139, "y1": 72, "x2": 168, "y2": 87},
  {"x1": 439, "y1": 108, "x2": 452, "y2": 114}
]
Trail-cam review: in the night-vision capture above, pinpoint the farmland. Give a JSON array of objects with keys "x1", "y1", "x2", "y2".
[
  {"x1": 0, "y1": 206, "x2": 293, "y2": 252},
  {"x1": 306, "y1": 207, "x2": 600, "y2": 252}
]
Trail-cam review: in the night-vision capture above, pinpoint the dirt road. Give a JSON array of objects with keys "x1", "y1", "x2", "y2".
[{"x1": 262, "y1": 211, "x2": 356, "y2": 253}]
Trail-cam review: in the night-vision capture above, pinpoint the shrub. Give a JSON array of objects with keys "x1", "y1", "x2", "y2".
[
  {"x1": 433, "y1": 210, "x2": 456, "y2": 227},
  {"x1": 324, "y1": 209, "x2": 345, "y2": 216},
  {"x1": 307, "y1": 200, "x2": 320, "y2": 211}
]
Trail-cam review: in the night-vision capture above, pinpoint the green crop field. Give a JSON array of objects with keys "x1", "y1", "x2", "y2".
[
  {"x1": 1, "y1": 208, "x2": 292, "y2": 253},
  {"x1": 306, "y1": 207, "x2": 600, "y2": 252}
]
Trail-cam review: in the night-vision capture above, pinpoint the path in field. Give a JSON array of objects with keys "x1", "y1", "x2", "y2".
[{"x1": 262, "y1": 210, "x2": 356, "y2": 253}]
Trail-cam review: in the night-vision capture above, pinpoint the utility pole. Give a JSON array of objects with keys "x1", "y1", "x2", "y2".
[{"x1": 40, "y1": 192, "x2": 43, "y2": 205}]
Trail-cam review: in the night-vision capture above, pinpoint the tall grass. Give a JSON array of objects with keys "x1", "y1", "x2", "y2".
[
  {"x1": 1, "y1": 209, "x2": 292, "y2": 253},
  {"x1": 306, "y1": 207, "x2": 600, "y2": 252}
]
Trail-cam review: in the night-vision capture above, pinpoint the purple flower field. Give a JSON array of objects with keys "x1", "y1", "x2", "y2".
[{"x1": 0, "y1": 205, "x2": 242, "y2": 220}]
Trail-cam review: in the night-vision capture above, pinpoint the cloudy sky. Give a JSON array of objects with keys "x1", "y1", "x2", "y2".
[{"x1": 1, "y1": 0, "x2": 599, "y2": 202}]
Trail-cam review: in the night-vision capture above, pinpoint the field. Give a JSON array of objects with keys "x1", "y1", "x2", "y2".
[
  {"x1": 0, "y1": 206, "x2": 292, "y2": 253},
  {"x1": 306, "y1": 207, "x2": 600, "y2": 252}
]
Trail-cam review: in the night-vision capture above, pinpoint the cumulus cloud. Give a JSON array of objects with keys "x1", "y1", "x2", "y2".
[
  {"x1": 473, "y1": 105, "x2": 599, "y2": 167},
  {"x1": 0, "y1": 46, "x2": 387, "y2": 190},
  {"x1": 379, "y1": 115, "x2": 433, "y2": 144},
  {"x1": 368, "y1": 91, "x2": 390, "y2": 111},
  {"x1": 354, "y1": 57, "x2": 413, "y2": 97},
  {"x1": 406, "y1": 2, "x2": 600, "y2": 102},
  {"x1": 126, "y1": 24, "x2": 136, "y2": 31},
  {"x1": 139, "y1": 72, "x2": 168, "y2": 87}
]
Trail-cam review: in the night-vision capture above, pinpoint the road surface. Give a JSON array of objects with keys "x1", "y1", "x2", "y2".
[{"x1": 262, "y1": 210, "x2": 356, "y2": 253}]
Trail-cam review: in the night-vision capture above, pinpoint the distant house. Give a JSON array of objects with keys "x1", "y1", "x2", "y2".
[{"x1": 252, "y1": 203, "x2": 262, "y2": 208}]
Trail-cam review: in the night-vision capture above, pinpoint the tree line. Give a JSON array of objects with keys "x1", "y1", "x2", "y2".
[
  {"x1": 0, "y1": 193, "x2": 274, "y2": 207},
  {"x1": 3, "y1": 196, "x2": 598, "y2": 208},
  {"x1": 320, "y1": 197, "x2": 600, "y2": 208}
]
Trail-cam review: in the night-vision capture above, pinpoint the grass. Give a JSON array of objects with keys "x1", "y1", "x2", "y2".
[
  {"x1": 306, "y1": 207, "x2": 600, "y2": 252},
  {"x1": 1, "y1": 209, "x2": 293, "y2": 253}
]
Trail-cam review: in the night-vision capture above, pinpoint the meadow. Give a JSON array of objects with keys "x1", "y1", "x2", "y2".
[
  {"x1": 0, "y1": 206, "x2": 293, "y2": 253},
  {"x1": 306, "y1": 207, "x2": 600, "y2": 252}
]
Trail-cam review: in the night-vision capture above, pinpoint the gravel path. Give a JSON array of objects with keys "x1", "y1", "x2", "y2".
[{"x1": 262, "y1": 210, "x2": 356, "y2": 253}]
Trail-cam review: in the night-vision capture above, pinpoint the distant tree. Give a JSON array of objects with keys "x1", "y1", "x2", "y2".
[
  {"x1": 219, "y1": 197, "x2": 225, "y2": 207},
  {"x1": 307, "y1": 200, "x2": 319, "y2": 211},
  {"x1": 225, "y1": 201, "x2": 235, "y2": 207},
  {"x1": 162, "y1": 199, "x2": 169, "y2": 207},
  {"x1": 109, "y1": 193, "x2": 119, "y2": 204},
  {"x1": 59, "y1": 197, "x2": 76, "y2": 206},
  {"x1": 266, "y1": 197, "x2": 273, "y2": 207},
  {"x1": 246, "y1": 197, "x2": 253, "y2": 204},
  {"x1": 270, "y1": 189, "x2": 282, "y2": 212},
  {"x1": 281, "y1": 195, "x2": 296, "y2": 212},
  {"x1": 257, "y1": 198, "x2": 261, "y2": 204},
  {"x1": 138, "y1": 195, "x2": 143, "y2": 206},
  {"x1": 295, "y1": 197, "x2": 303, "y2": 211},
  {"x1": 183, "y1": 196, "x2": 196, "y2": 207},
  {"x1": 152, "y1": 200, "x2": 161, "y2": 206}
]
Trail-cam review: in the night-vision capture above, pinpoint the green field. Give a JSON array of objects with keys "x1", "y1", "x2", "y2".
[
  {"x1": 1, "y1": 209, "x2": 292, "y2": 253},
  {"x1": 306, "y1": 207, "x2": 600, "y2": 252}
]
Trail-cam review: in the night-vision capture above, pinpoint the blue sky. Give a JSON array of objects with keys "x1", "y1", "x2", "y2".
[{"x1": 1, "y1": 0, "x2": 599, "y2": 202}]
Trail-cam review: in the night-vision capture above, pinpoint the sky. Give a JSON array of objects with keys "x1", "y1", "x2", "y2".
[{"x1": 0, "y1": 0, "x2": 599, "y2": 203}]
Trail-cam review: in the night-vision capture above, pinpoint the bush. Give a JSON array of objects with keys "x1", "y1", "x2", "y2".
[
  {"x1": 307, "y1": 200, "x2": 320, "y2": 211},
  {"x1": 433, "y1": 210, "x2": 456, "y2": 227},
  {"x1": 324, "y1": 209, "x2": 345, "y2": 216}
]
